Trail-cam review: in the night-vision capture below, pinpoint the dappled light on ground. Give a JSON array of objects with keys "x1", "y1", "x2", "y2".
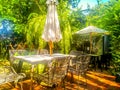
[
  {"x1": 70, "y1": 71, "x2": 120, "y2": 90},
  {"x1": 0, "y1": 71, "x2": 120, "y2": 90},
  {"x1": 87, "y1": 71, "x2": 120, "y2": 88}
]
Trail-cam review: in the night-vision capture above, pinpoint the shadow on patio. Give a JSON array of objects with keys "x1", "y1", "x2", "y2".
[{"x1": 0, "y1": 70, "x2": 120, "y2": 90}]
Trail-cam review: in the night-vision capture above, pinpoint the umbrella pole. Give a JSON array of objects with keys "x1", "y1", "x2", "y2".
[
  {"x1": 49, "y1": 41, "x2": 53, "y2": 55},
  {"x1": 90, "y1": 32, "x2": 92, "y2": 54}
]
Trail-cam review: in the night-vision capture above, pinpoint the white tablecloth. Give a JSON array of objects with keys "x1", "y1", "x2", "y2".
[{"x1": 14, "y1": 53, "x2": 74, "y2": 65}]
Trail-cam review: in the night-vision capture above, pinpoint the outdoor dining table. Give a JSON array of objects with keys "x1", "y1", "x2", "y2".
[{"x1": 13, "y1": 53, "x2": 75, "y2": 90}]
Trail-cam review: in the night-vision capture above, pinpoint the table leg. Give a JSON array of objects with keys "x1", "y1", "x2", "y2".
[{"x1": 30, "y1": 65, "x2": 34, "y2": 90}]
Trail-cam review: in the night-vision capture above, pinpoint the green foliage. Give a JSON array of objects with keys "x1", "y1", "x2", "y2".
[
  {"x1": 25, "y1": 13, "x2": 46, "y2": 49},
  {"x1": 57, "y1": 1, "x2": 72, "y2": 53},
  {"x1": 1, "y1": 0, "x2": 120, "y2": 76},
  {"x1": 0, "y1": 0, "x2": 86, "y2": 55},
  {"x1": 0, "y1": 0, "x2": 120, "y2": 75},
  {"x1": 86, "y1": 0, "x2": 120, "y2": 75},
  {"x1": 69, "y1": 8, "x2": 86, "y2": 32}
]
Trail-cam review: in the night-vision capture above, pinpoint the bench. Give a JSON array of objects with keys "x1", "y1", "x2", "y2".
[{"x1": 0, "y1": 66, "x2": 26, "y2": 90}]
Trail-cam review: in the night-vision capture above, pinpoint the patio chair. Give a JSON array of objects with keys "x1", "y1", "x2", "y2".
[
  {"x1": 37, "y1": 49, "x2": 49, "y2": 54},
  {"x1": 77, "y1": 55, "x2": 90, "y2": 84},
  {"x1": 35, "y1": 49, "x2": 49, "y2": 74},
  {"x1": 34, "y1": 56, "x2": 70, "y2": 89},
  {"x1": 68, "y1": 55, "x2": 90, "y2": 88},
  {"x1": 0, "y1": 66, "x2": 26, "y2": 90},
  {"x1": 9, "y1": 49, "x2": 28, "y2": 73},
  {"x1": 69, "y1": 50, "x2": 83, "y2": 66},
  {"x1": 68, "y1": 50, "x2": 83, "y2": 82},
  {"x1": 52, "y1": 56, "x2": 71, "y2": 88},
  {"x1": 69, "y1": 50, "x2": 83, "y2": 56}
]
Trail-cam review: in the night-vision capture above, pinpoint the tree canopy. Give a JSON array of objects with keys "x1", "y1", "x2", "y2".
[{"x1": 0, "y1": 0, "x2": 120, "y2": 74}]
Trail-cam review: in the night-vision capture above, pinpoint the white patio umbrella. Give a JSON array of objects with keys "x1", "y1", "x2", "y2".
[
  {"x1": 42, "y1": 0, "x2": 62, "y2": 55},
  {"x1": 75, "y1": 26, "x2": 109, "y2": 53},
  {"x1": 75, "y1": 26, "x2": 107, "y2": 34}
]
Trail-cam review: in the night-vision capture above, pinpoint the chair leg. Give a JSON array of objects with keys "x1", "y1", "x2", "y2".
[
  {"x1": 14, "y1": 79, "x2": 24, "y2": 90},
  {"x1": 85, "y1": 74, "x2": 87, "y2": 86},
  {"x1": 20, "y1": 82, "x2": 23, "y2": 90},
  {"x1": 14, "y1": 80, "x2": 18, "y2": 88},
  {"x1": 60, "y1": 80, "x2": 64, "y2": 88},
  {"x1": 77, "y1": 75, "x2": 80, "y2": 90},
  {"x1": 83, "y1": 73, "x2": 88, "y2": 90},
  {"x1": 70, "y1": 72, "x2": 74, "y2": 83},
  {"x1": 61, "y1": 76, "x2": 67, "y2": 89},
  {"x1": 77, "y1": 74, "x2": 87, "y2": 90}
]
